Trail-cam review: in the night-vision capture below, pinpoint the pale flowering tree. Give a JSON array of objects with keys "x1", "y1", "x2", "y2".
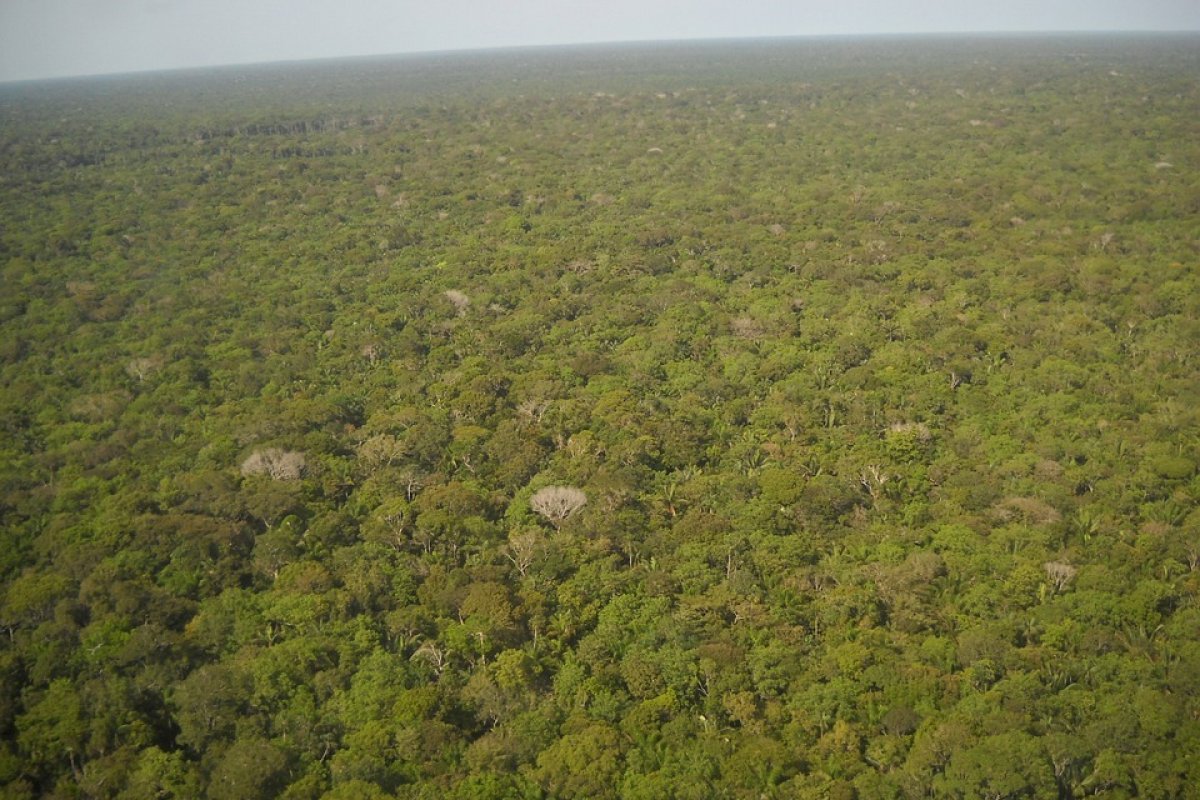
[
  {"x1": 240, "y1": 448, "x2": 306, "y2": 481},
  {"x1": 529, "y1": 486, "x2": 587, "y2": 529},
  {"x1": 355, "y1": 433, "x2": 407, "y2": 472},
  {"x1": 444, "y1": 289, "x2": 470, "y2": 316}
]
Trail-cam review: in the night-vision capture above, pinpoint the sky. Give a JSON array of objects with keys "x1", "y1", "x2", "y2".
[{"x1": 1, "y1": 0, "x2": 1198, "y2": 83}]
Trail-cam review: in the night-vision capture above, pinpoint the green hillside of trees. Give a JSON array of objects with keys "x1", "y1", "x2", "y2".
[{"x1": 1, "y1": 35, "x2": 1198, "y2": 799}]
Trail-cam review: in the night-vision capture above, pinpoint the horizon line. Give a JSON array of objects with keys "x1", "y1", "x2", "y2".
[{"x1": 3, "y1": 28, "x2": 1198, "y2": 86}]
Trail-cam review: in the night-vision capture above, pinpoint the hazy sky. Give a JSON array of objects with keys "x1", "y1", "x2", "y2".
[{"x1": 2, "y1": 0, "x2": 1198, "y2": 82}]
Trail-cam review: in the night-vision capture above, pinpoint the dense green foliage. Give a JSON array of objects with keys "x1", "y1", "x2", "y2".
[{"x1": 1, "y1": 34, "x2": 1199, "y2": 799}]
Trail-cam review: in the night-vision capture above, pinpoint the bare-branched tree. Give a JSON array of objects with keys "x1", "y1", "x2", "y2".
[
  {"x1": 530, "y1": 485, "x2": 587, "y2": 529},
  {"x1": 859, "y1": 464, "x2": 891, "y2": 506},
  {"x1": 125, "y1": 356, "x2": 161, "y2": 383},
  {"x1": 1044, "y1": 561, "x2": 1078, "y2": 594},
  {"x1": 411, "y1": 640, "x2": 449, "y2": 677},
  {"x1": 502, "y1": 529, "x2": 542, "y2": 577}
]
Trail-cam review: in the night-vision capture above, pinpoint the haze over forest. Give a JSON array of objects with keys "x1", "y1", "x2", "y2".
[{"x1": 2, "y1": 0, "x2": 1199, "y2": 82}]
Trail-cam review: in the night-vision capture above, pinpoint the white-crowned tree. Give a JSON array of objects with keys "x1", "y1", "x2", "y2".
[{"x1": 530, "y1": 485, "x2": 587, "y2": 529}]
